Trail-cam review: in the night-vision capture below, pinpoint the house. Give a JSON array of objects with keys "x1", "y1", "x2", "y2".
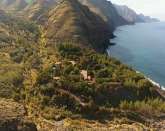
[
  {"x1": 53, "y1": 77, "x2": 60, "y2": 80},
  {"x1": 80, "y1": 70, "x2": 88, "y2": 80},
  {"x1": 80, "y1": 70, "x2": 92, "y2": 81}
]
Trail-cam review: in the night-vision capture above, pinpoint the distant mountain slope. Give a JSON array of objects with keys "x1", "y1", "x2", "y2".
[
  {"x1": 138, "y1": 13, "x2": 160, "y2": 22},
  {"x1": 114, "y1": 4, "x2": 159, "y2": 23},
  {"x1": 0, "y1": 9, "x2": 39, "y2": 48},
  {"x1": 36, "y1": 0, "x2": 112, "y2": 52},
  {"x1": 0, "y1": 0, "x2": 131, "y2": 29},
  {"x1": 79, "y1": 0, "x2": 130, "y2": 30},
  {"x1": 0, "y1": 0, "x2": 28, "y2": 10},
  {"x1": 23, "y1": 0, "x2": 61, "y2": 20},
  {"x1": 0, "y1": 0, "x2": 116, "y2": 51},
  {"x1": 0, "y1": 0, "x2": 60, "y2": 11}
]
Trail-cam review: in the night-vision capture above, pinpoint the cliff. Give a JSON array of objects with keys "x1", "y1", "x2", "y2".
[
  {"x1": 114, "y1": 4, "x2": 160, "y2": 23},
  {"x1": 79, "y1": 0, "x2": 130, "y2": 30}
]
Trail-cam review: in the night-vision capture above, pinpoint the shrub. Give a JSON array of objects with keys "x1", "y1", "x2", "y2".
[
  {"x1": 74, "y1": 82, "x2": 95, "y2": 96},
  {"x1": 51, "y1": 92, "x2": 79, "y2": 111},
  {"x1": 37, "y1": 68, "x2": 53, "y2": 84},
  {"x1": 95, "y1": 68, "x2": 111, "y2": 78},
  {"x1": 119, "y1": 98, "x2": 165, "y2": 114},
  {"x1": 137, "y1": 79, "x2": 152, "y2": 89},
  {"x1": 63, "y1": 65, "x2": 75, "y2": 75},
  {"x1": 39, "y1": 83, "x2": 55, "y2": 96},
  {"x1": 124, "y1": 79, "x2": 137, "y2": 89},
  {"x1": 57, "y1": 43, "x2": 82, "y2": 59}
]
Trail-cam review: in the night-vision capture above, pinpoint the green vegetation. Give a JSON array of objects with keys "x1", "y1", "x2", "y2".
[
  {"x1": 0, "y1": 24, "x2": 164, "y2": 119},
  {"x1": 120, "y1": 98, "x2": 165, "y2": 115},
  {"x1": 23, "y1": 42, "x2": 163, "y2": 120},
  {"x1": 0, "y1": 1, "x2": 164, "y2": 129}
]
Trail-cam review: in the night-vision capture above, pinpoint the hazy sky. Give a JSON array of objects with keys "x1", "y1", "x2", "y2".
[{"x1": 110, "y1": 0, "x2": 165, "y2": 21}]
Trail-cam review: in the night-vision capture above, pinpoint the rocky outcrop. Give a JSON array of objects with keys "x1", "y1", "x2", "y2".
[{"x1": 0, "y1": 98, "x2": 37, "y2": 131}]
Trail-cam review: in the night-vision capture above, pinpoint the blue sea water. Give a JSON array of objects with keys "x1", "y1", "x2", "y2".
[{"x1": 107, "y1": 22, "x2": 165, "y2": 87}]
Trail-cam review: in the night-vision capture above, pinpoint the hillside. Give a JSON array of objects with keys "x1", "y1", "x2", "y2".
[
  {"x1": 23, "y1": 0, "x2": 62, "y2": 20},
  {"x1": 0, "y1": 0, "x2": 28, "y2": 10},
  {"x1": 37, "y1": 0, "x2": 113, "y2": 52},
  {"x1": 0, "y1": 0, "x2": 113, "y2": 52},
  {"x1": 0, "y1": 0, "x2": 165, "y2": 130}
]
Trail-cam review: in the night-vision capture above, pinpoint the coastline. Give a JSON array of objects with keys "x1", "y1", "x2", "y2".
[
  {"x1": 107, "y1": 48, "x2": 165, "y2": 91},
  {"x1": 108, "y1": 22, "x2": 165, "y2": 92},
  {"x1": 136, "y1": 71, "x2": 165, "y2": 91}
]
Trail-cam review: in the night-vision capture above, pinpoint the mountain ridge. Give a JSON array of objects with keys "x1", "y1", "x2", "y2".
[{"x1": 37, "y1": 0, "x2": 113, "y2": 52}]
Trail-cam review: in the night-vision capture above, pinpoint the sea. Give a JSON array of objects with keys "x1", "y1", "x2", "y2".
[{"x1": 107, "y1": 22, "x2": 165, "y2": 88}]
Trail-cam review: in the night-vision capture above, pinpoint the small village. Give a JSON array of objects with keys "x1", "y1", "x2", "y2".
[{"x1": 52, "y1": 60, "x2": 122, "y2": 87}]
